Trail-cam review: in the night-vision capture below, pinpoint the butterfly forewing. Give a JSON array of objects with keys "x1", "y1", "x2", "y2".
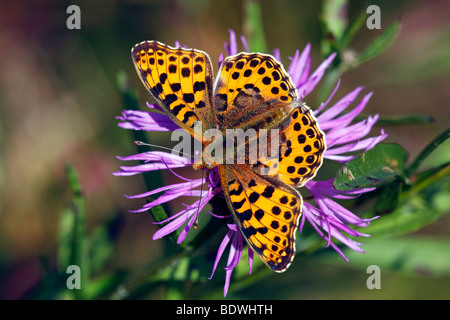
[
  {"x1": 213, "y1": 53, "x2": 298, "y2": 130},
  {"x1": 131, "y1": 41, "x2": 215, "y2": 133}
]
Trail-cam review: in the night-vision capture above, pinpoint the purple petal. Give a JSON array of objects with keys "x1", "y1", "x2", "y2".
[
  {"x1": 325, "y1": 115, "x2": 380, "y2": 146},
  {"x1": 326, "y1": 130, "x2": 387, "y2": 156},
  {"x1": 226, "y1": 29, "x2": 238, "y2": 56},
  {"x1": 323, "y1": 154, "x2": 358, "y2": 162},
  {"x1": 113, "y1": 151, "x2": 192, "y2": 176},
  {"x1": 218, "y1": 52, "x2": 224, "y2": 69},
  {"x1": 240, "y1": 35, "x2": 249, "y2": 52},
  {"x1": 209, "y1": 229, "x2": 233, "y2": 280},
  {"x1": 116, "y1": 151, "x2": 190, "y2": 164},
  {"x1": 125, "y1": 179, "x2": 204, "y2": 199},
  {"x1": 306, "y1": 179, "x2": 376, "y2": 199},
  {"x1": 272, "y1": 48, "x2": 281, "y2": 62},
  {"x1": 317, "y1": 86, "x2": 364, "y2": 125},
  {"x1": 319, "y1": 92, "x2": 372, "y2": 131},
  {"x1": 298, "y1": 52, "x2": 336, "y2": 99},
  {"x1": 146, "y1": 101, "x2": 164, "y2": 112},
  {"x1": 288, "y1": 44, "x2": 311, "y2": 87},
  {"x1": 314, "y1": 79, "x2": 341, "y2": 115},
  {"x1": 302, "y1": 204, "x2": 350, "y2": 262},
  {"x1": 153, "y1": 208, "x2": 193, "y2": 240},
  {"x1": 117, "y1": 110, "x2": 178, "y2": 132},
  {"x1": 177, "y1": 192, "x2": 216, "y2": 243},
  {"x1": 287, "y1": 49, "x2": 300, "y2": 75},
  {"x1": 113, "y1": 162, "x2": 189, "y2": 176}
]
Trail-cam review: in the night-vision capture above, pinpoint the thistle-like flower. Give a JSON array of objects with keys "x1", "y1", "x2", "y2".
[{"x1": 114, "y1": 30, "x2": 386, "y2": 297}]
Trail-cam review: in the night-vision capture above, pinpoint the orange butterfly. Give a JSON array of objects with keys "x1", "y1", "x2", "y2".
[{"x1": 131, "y1": 41, "x2": 326, "y2": 272}]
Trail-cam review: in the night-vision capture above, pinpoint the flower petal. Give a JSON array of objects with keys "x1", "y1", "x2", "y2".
[
  {"x1": 298, "y1": 52, "x2": 336, "y2": 99},
  {"x1": 116, "y1": 109, "x2": 178, "y2": 131}
]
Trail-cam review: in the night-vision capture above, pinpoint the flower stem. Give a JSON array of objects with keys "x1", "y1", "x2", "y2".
[
  {"x1": 405, "y1": 127, "x2": 450, "y2": 177},
  {"x1": 401, "y1": 162, "x2": 450, "y2": 202}
]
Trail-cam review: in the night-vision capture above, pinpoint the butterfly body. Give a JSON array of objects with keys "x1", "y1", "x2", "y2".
[{"x1": 132, "y1": 41, "x2": 326, "y2": 272}]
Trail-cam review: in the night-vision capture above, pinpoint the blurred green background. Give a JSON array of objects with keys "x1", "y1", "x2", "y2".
[{"x1": 0, "y1": 0, "x2": 448, "y2": 299}]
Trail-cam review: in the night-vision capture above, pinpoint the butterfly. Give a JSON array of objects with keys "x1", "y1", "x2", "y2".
[{"x1": 131, "y1": 41, "x2": 326, "y2": 272}]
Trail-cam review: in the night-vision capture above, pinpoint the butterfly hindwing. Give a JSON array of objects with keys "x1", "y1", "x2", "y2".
[
  {"x1": 131, "y1": 41, "x2": 215, "y2": 133},
  {"x1": 255, "y1": 103, "x2": 326, "y2": 187},
  {"x1": 219, "y1": 165, "x2": 302, "y2": 272},
  {"x1": 277, "y1": 104, "x2": 326, "y2": 186}
]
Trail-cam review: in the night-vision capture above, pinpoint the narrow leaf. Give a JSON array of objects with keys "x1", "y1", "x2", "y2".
[
  {"x1": 339, "y1": 10, "x2": 367, "y2": 48},
  {"x1": 57, "y1": 207, "x2": 76, "y2": 273},
  {"x1": 355, "y1": 21, "x2": 400, "y2": 65},
  {"x1": 244, "y1": 0, "x2": 267, "y2": 53},
  {"x1": 65, "y1": 163, "x2": 89, "y2": 299}
]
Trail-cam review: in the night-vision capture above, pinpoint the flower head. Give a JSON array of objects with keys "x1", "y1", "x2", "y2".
[{"x1": 115, "y1": 29, "x2": 386, "y2": 296}]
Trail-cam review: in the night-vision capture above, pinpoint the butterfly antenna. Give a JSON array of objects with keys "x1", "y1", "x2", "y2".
[{"x1": 134, "y1": 141, "x2": 194, "y2": 160}]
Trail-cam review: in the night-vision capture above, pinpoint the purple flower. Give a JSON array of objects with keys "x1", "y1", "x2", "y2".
[{"x1": 115, "y1": 30, "x2": 387, "y2": 297}]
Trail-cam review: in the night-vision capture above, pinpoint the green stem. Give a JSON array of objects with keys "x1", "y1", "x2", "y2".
[
  {"x1": 405, "y1": 127, "x2": 450, "y2": 177},
  {"x1": 401, "y1": 163, "x2": 450, "y2": 201}
]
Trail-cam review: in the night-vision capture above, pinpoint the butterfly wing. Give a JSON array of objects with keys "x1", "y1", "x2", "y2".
[
  {"x1": 213, "y1": 53, "x2": 298, "y2": 130},
  {"x1": 219, "y1": 164, "x2": 302, "y2": 272},
  {"x1": 131, "y1": 41, "x2": 215, "y2": 133},
  {"x1": 256, "y1": 103, "x2": 327, "y2": 187}
]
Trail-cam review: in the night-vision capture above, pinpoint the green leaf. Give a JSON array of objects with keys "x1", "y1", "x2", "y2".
[
  {"x1": 57, "y1": 207, "x2": 76, "y2": 273},
  {"x1": 244, "y1": 0, "x2": 267, "y2": 53},
  {"x1": 334, "y1": 143, "x2": 408, "y2": 191},
  {"x1": 165, "y1": 256, "x2": 190, "y2": 300},
  {"x1": 368, "y1": 197, "x2": 444, "y2": 238},
  {"x1": 89, "y1": 223, "x2": 116, "y2": 275},
  {"x1": 355, "y1": 21, "x2": 400, "y2": 65},
  {"x1": 88, "y1": 271, "x2": 128, "y2": 299},
  {"x1": 339, "y1": 10, "x2": 367, "y2": 48},
  {"x1": 65, "y1": 163, "x2": 89, "y2": 299}
]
